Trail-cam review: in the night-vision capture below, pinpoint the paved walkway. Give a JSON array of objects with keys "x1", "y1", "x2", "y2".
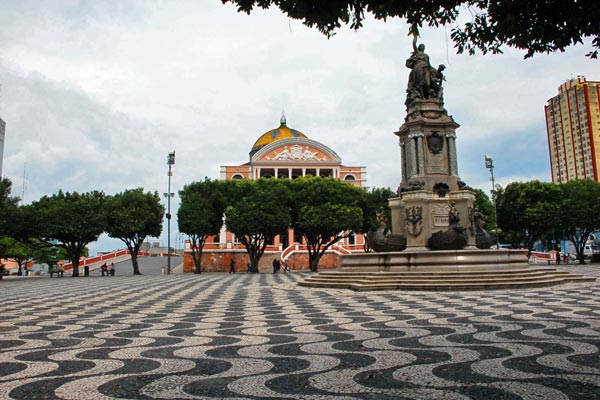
[{"x1": 0, "y1": 265, "x2": 599, "y2": 399}]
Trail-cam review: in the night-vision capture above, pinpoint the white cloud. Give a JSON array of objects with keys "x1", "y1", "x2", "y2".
[{"x1": 0, "y1": 2, "x2": 597, "y2": 253}]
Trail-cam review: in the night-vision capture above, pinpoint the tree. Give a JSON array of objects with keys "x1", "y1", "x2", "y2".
[
  {"x1": 473, "y1": 188, "x2": 496, "y2": 232},
  {"x1": 225, "y1": 179, "x2": 291, "y2": 273},
  {"x1": 222, "y1": 0, "x2": 600, "y2": 58},
  {"x1": 106, "y1": 189, "x2": 164, "y2": 275},
  {"x1": 178, "y1": 179, "x2": 227, "y2": 274},
  {"x1": 559, "y1": 179, "x2": 600, "y2": 264},
  {"x1": 0, "y1": 237, "x2": 32, "y2": 276},
  {"x1": 496, "y1": 181, "x2": 561, "y2": 250},
  {"x1": 0, "y1": 178, "x2": 19, "y2": 237},
  {"x1": 30, "y1": 190, "x2": 106, "y2": 277},
  {"x1": 291, "y1": 176, "x2": 363, "y2": 272},
  {"x1": 359, "y1": 187, "x2": 395, "y2": 251}
]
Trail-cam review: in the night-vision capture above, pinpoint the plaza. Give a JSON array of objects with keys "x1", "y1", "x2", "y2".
[{"x1": 1, "y1": 264, "x2": 599, "y2": 399}]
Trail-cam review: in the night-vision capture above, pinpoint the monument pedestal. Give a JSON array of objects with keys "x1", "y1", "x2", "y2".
[{"x1": 390, "y1": 190, "x2": 476, "y2": 251}]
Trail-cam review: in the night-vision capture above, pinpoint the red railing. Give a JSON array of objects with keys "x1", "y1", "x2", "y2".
[{"x1": 63, "y1": 249, "x2": 141, "y2": 271}]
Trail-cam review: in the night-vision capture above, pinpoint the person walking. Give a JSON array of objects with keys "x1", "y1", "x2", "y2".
[
  {"x1": 282, "y1": 260, "x2": 289, "y2": 273},
  {"x1": 272, "y1": 258, "x2": 279, "y2": 273},
  {"x1": 229, "y1": 259, "x2": 235, "y2": 274},
  {"x1": 110, "y1": 263, "x2": 115, "y2": 276},
  {"x1": 58, "y1": 264, "x2": 64, "y2": 278}
]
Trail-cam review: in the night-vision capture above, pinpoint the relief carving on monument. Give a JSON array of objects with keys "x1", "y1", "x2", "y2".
[
  {"x1": 405, "y1": 206, "x2": 423, "y2": 237},
  {"x1": 432, "y1": 204, "x2": 450, "y2": 227},
  {"x1": 427, "y1": 133, "x2": 444, "y2": 154}
]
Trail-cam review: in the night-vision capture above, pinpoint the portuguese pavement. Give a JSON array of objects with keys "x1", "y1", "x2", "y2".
[{"x1": 1, "y1": 265, "x2": 600, "y2": 400}]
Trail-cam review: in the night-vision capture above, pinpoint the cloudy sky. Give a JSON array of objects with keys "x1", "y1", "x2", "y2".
[{"x1": 0, "y1": 1, "x2": 598, "y2": 254}]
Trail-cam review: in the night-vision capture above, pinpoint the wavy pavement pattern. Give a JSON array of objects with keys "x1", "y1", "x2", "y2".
[{"x1": 0, "y1": 273, "x2": 599, "y2": 399}]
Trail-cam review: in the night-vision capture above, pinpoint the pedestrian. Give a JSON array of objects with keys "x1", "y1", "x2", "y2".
[
  {"x1": 101, "y1": 263, "x2": 108, "y2": 276},
  {"x1": 49, "y1": 265, "x2": 55, "y2": 278},
  {"x1": 229, "y1": 259, "x2": 235, "y2": 274},
  {"x1": 272, "y1": 258, "x2": 279, "y2": 273},
  {"x1": 282, "y1": 260, "x2": 289, "y2": 273},
  {"x1": 58, "y1": 264, "x2": 64, "y2": 278},
  {"x1": 110, "y1": 263, "x2": 115, "y2": 276}
]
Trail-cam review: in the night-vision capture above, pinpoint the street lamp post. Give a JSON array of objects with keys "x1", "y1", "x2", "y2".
[
  {"x1": 484, "y1": 155, "x2": 500, "y2": 249},
  {"x1": 164, "y1": 151, "x2": 175, "y2": 274}
]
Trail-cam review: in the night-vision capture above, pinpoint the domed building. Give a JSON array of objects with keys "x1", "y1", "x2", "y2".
[
  {"x1": 222, "y1": 114, "x2": 366, "y2": 183},
  {"x1": 183, "y1": 114, "x2": 367, "y2": 273}
]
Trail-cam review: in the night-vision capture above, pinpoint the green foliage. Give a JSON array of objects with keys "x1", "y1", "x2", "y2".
[
  {"x1": 178, "y1": 179, "x2": 227, "y2": 273},
  {"x1": 30, "y1": 190, "x2": 107, "y2": 277},
  {"x1": 291, "y1": 176, "x2": 363, "y2": 271},
  {"x1": 106, "y1": 188, "x2": 164, "y2": 275},
  {"x1": 0, "y1": 178, "x2": 19, "y2": 237},
  {"x1": 360, "y1": 187, "x2": 395, "y2": 234},
  {"x1": 0, "y1": 236, "x2": 31, "y2": 275},
  {"x1": 222, "y1": 0, "x2": 599, "y2": 58},
  {"x1": 225, "y1": 179, "x2": 291, "y2": 272},
  {"x1": 559, "y1": 179, "x2": 600, "y2": 263},
  {"x1": 496, "y1": 181, "x2": 561, "y2": 250},
  {"x1": 473, "y1": 188, "x2": 496, "y2": 231}
]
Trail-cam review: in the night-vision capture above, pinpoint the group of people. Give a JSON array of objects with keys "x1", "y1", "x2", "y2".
[
  {"x1": 100, "y1": 263, "x2": 116, "y2": 276},
  {"x1": 272, "y1": 258, "x2": 289, "y2": 273},
  {"x1": 49, "y1": 264, "x2": 65, "y2": 278},
  {"x1": 228, "y1": 258, "x2": 289, "y2": 273}
]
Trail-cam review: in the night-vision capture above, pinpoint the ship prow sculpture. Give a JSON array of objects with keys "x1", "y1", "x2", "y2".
[{"x1": 300, "y1": 36, "x2": 594, "y2": 291}]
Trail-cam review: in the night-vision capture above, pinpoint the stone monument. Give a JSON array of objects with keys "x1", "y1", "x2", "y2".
[
  {"x1": 391, "y1": 36, "x2": 476, "y2": 251},
  {"x1": 299, "y1": 36, "x2": 594, "y2": 289}
]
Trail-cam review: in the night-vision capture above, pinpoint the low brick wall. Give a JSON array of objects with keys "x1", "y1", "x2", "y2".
[{"x1": 183, "y1": 250, "x2": 340, "y2": 272}]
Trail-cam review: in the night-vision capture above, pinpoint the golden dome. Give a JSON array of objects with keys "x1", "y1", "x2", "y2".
[{"x1": 250, "y1": 115, "x2": 308, "y2": 156}]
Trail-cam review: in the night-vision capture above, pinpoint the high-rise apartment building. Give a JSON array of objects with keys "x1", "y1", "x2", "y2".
[
  {"x1": 545, "y1": 77, "x2": 600, "y2": 183},
  {"x1": 0, "y1": 117, "x2": 5, "y2": 177}
]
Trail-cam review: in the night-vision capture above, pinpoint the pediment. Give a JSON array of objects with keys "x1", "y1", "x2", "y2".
[{"x1": 252, "y1": 138, "x2": 342, "y2": 164}]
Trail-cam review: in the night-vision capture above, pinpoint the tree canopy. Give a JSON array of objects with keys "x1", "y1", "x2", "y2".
[
  {"x1": 106, "y1": 188, "x2": 164, "y2": 275},
  {"x1": 178, "y1": 179, "x2": 227, "y2": 274},
  {"x1": 291, "y1": 176, "x2": 363, "y2": 271},
  {"x1": 29, "y1": 190, "x2": 107, "y2": 277},
  {"x1": 225, "y1": 179, "x2": 291, "y2": 272},
  {"x1": 496, "y1": 181, "x2": 561, "y2": 251},
  {"x1": 558, "y1": 179, "x2": 600, "y2": 263},
  {"x1": 222, "y1": 0, "x2": 600, "y2": 58}
]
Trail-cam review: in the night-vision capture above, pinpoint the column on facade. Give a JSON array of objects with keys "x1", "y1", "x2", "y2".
[
  {"x1": 447, "y1": 133, "x2": 458, "y2": 176},
  {"x1": 288, "y1": 169, "x2": 292, "y2": 179},
  {"x1": 406, "y1": 134, "x2": 418, "y2": 178},
  {"x1": 416, "y1": 133, "x2": 424, "y2": 176},
  {"x1": 316, "y1": 168, "x2": 320, "y2": 177},
  {"x1": 302, "y1": 168, "x2": 306, "y2": 176},
  {"x1": 399, "y1": 141, "x2": 407, "y2": 181},
  {"x1": 274, "y1": 168, "x2": 279, "y2": 178}
]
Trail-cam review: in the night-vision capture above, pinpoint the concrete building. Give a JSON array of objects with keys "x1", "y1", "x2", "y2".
[
  {"x1": 0, "y1": 117, "x2": 5, "y2": 177},
  {"x1": 545, "y1": 77, "x2": 600, "y2": 183}
]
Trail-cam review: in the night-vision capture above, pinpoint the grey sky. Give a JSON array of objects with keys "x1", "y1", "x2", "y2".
[{"x1": 0, "y1": 2, "x2": 598, "y2": 254}]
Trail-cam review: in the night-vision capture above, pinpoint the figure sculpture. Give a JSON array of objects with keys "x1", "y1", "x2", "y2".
[{"x1": 405, "y1": 36, "x2": 445, "y2": 106}]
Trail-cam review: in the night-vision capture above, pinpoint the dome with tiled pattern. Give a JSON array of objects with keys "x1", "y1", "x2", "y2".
[{"x1": 250, "y1": 115, "x2": 307, "y2": 156}]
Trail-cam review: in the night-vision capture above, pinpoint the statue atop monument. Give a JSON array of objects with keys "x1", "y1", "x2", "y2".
[{"x1": 405, "y1": 36, "x2": 445, "y2": 107}]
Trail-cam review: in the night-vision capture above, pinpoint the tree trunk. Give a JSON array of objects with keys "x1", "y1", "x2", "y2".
[
  {"x1": 250, "y1": 255, "x2": 260, "y2": 273},
  {"x1": 72, "y1": 258, "x2": 80, "y2": 277},
  {"x1": 131, "y1": 251, "x2": 141, "y2": 275},
  {"x1": 194, "y1": 247, "x2": 203, "y2": 274},
  {"x1": 309, "y1": 253, "x2": 322, "y2": 272}
]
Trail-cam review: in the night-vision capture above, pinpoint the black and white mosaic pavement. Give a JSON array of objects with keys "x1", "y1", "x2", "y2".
[{"x1": 1, "y1": 266, "x2": 600, "y2": 399}]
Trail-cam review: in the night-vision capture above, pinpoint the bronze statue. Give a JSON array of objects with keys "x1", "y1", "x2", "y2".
[{"x1": 405, "y1": 36, "x2": 444, "y2": 106}]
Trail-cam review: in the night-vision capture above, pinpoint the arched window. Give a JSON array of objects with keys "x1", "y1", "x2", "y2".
[
  {"x1": 231, "y1": 174, "x2": 244, "y2": 180},
  {"x1": 344, "y1": 174, "x2": 356, "y2": 181}
]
